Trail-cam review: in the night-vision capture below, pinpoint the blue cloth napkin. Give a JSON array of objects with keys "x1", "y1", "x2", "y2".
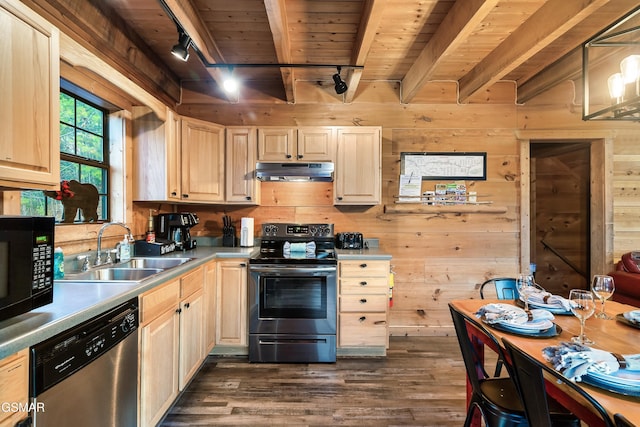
[
  {"x1": 542, "y1": 342, "x2": 640, "y2": 381},
  {"x1": 525, "y1": 288, "x2": 573, "y2": 311},
  {"x1": 477, "y1": 303, "x2": 554, "y2": 324},
  {"x1": 623, "y1": 310, "x2": 640, "y2": 324}
]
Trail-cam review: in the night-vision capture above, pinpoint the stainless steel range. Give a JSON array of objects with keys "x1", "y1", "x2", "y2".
[{"x1": 248, "y1": 223, "x2": 337, "y2": 363}]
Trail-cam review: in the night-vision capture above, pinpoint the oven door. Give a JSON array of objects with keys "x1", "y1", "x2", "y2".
[{"x1": 248, "y1": 264, "x2": 337, "y2": 335}]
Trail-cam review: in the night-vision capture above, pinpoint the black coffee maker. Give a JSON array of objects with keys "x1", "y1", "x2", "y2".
[{"x1": 155, "y1": 212, "x2": 199, "y2": 250}]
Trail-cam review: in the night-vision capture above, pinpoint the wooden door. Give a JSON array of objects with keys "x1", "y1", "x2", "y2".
[{"x1": 530, "y1": 142, "x2": 591, "y2": 294}]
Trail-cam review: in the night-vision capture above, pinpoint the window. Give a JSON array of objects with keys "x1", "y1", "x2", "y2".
[{"x1": 21, "y1": 90, "x2": 109, "y2": 222}]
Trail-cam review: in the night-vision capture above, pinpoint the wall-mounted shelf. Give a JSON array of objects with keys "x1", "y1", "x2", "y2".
[{"x1": 383, "y1": 203, "x2": 508, "y2": 214}]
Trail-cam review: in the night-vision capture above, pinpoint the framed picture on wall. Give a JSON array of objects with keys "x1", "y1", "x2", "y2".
[{"x1": 400, "y1": 152, "x2": 487, "y2": 180}]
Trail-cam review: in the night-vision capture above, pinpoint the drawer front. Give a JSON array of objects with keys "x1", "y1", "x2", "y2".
[
  {"x1": 140, "y1": 279, "x2": 180, "y2": 325},
  {"x1": 340, "y1": 294, "x2": 388, "y2": 312},
  {"x1": 339, "y1": 260, "x2": 389, "y2": 278},
  {"x1": 339, "y1": 312, "x2": 387, "y2": 347},
  {"x1": 340, "y1": 277, "x2": 388, "y2": 294},
  {"x1": 181, "y1": 266, "x2": 204, "y2": 298}
]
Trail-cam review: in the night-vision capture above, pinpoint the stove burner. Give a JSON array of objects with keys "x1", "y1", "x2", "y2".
[{"x1": 251, "y1": 223, "x2": 336, "y2": 265}]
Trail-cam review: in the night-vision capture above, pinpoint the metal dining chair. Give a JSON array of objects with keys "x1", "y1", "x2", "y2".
[
  {"x1": 478, "y1": 277, "x2": 519, "y2": 376},
  {"x1": 479, "y1": 277, "x2": 519, "y2": 300},
  {"x1": 615, "y1": 413, "x2": 636, "y2": 427},
  {"x1": 449, "y1": 303, "x2": 528, "y2": 427},
  {"x1": 503, "y1": 338, "x2": 613, "y2": 427}
]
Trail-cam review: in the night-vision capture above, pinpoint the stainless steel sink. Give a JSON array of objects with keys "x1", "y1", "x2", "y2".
[
  {"x1": 60, "y1": 267, "x2": 164, "y2": 283},
  {"x1": 118, "y1": 257, "x2": 192, "y2": 269}
]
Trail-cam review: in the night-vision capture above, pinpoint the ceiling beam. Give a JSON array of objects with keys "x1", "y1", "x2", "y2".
[
  {"x1": 401, "y1": 0, "x2": 499, "y2": 104},
  {"x1": 264, "y1": 0, "x2": 295, "y2": 103},
  {"x1": 517, "y1": 48, "x2": 582, "y2": 104},
  {"x1": 458, "y1": 0, "x2": 611, "y2": 103},
  {"x1": 343, "y1": 0, "x2": 387, "y2": 103},
  {"x1": 161, "y1": 0, "x2": 235, "y2": 102}
]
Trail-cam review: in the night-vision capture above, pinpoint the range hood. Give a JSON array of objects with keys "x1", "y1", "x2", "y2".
[{"x1": 256, "y1": 162, "x2": 334, "y2": 182}]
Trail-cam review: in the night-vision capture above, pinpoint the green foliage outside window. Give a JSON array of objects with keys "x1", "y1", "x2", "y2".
[{"x1": 21, "y1": 90, "x2": 109, "y2": 222}]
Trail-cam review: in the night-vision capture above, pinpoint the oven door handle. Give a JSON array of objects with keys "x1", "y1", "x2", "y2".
[{"x1": 250, "y1": 265, "x2": 336, "y2": 274}]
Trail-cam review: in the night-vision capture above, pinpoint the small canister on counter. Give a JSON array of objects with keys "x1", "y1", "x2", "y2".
[{"x1": 54, "y1": 247, "x2": 64, "y2": 279}]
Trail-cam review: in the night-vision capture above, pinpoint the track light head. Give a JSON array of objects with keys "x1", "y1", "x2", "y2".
[
  {"x1": 171, "y1": 29, "x2": 191, "y2": 61},
  {"x1": 333, "y1": 66, "x2": 348, "y2": 94}
]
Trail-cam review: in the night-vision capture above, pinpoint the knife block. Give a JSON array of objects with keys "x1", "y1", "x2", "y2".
[{"x1": 223, "y1": 235, "x2": 236, "y2": 247}]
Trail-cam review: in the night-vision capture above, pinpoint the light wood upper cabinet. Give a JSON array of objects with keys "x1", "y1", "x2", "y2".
[
  {"x1": 297, "y1": 127, "x2": 336, "y2": 161},
  {"x1": 334, "y1": 127, "x2": 382, "y2": 205},
  {"x1": 132, "y1": 107, "x2": 181, "y2": 202},
  {"x1": 0, "y1": 0, "x2": 60, "y2": 190},
  {"x1": 257, "y1": 127, "x2": 297, "y2": 161},
  {"x1": 134, "y1": 113, "x2": 225, "y2": 203},
  {"x1": 257, "y1": 127, "x2": 336, "y2": 162},
  {"x1": 226, "y1": 127, "x2": 259, "y2": 204},
  {"x1": 181, "y1": 117, "x2": 225, "y2": 203}
]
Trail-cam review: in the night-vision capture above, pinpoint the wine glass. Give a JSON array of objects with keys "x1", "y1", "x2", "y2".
[
  {"x1": 517, "y1": 274, "x2": 536, "y2": 311},
  {"x1": 569, "y1": 289, "x2": 596, "y2": 345},
  {"x1": 591, "y1": 275, "x2": 615, "y2": 319}
]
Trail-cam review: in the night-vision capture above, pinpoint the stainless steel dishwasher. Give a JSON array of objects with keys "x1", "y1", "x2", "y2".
[{"x1": 30, "y1": 297, "x2": 139, "y2": 427}]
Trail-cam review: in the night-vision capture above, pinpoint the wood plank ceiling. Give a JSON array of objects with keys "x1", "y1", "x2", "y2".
[{"x1": 74, "y1": 0, "x2": 640, "y2": 105}]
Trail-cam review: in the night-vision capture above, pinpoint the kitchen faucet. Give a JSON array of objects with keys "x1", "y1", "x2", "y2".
[{"x1": 95, "y1": 222, "x2": 133, "y2": 266}]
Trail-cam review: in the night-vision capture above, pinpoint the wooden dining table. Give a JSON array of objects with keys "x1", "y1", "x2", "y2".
[{"x1": 450, "y1": 299, "x2": 640, "y2": 427}]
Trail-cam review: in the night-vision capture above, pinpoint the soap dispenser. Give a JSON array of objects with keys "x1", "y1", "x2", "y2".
[{"x1": 118, "y1": 234, "x2": 132, "y2": 261}]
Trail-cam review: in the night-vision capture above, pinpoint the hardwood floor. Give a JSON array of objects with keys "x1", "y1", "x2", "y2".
[{"x1": 160, "y1": 336, "x2": 469, "y2": 426}]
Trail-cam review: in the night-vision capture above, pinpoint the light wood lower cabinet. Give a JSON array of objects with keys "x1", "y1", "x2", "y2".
[
  {"x1": 215, "y1": 259, "x2": 248, "y2": 351},
  {"x1": 204, "y1": 260, "x2": 217, "y2": 353},
  {"x1": 0, "y1": 348, "x2": 29, "y2": 427},
  {"x1": 139, "y1": 266, "x2": 206, "y2": 427},
  {"x1": 338, "y1": 260, "x2": 390, "y2": 354}
]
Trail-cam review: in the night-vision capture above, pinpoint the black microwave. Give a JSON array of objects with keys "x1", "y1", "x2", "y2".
[{"x1": 0, "y1": 216, "x2": 55, "y2": 322}]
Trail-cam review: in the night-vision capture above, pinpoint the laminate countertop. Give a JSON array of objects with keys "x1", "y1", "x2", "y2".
[
  {"x1": 0, "y1": 244, "x2": 392, "y2": 359},
  {"x1": 0, "y1": 246, "x2": 255, "y2": 359}
]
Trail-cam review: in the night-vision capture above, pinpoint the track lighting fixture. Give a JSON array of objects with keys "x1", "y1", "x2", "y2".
[
  {"x1": 171, "y1": 27, "x2": 191, "y2": 62},
  {"x1": 332, "y1": 66, "x2": 348, "y2": 94}
]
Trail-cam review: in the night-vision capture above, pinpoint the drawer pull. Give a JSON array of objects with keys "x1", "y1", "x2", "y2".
[
  {"x1": 360, "y1": 281, "x2": 368, "y2": 286},
  {"x1": 359, "y1": 316, "x2": 366, "y2": 322},
  {"x1": 374, "y1": 320, "x2": 387, "y2": 325},
  {"x1": 359, "y1": 263, "x2": 368, "y2": 268},
  {"x1": 359, "y1": 298, "x2": 367, "y2": 304}
]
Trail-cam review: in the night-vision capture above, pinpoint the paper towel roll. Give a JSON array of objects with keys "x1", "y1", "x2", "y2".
[{"x1": 240, "y1": 217, "x2": 254, "y2": 247}]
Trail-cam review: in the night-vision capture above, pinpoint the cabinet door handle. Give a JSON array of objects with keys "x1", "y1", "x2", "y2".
[
  {"x1": 171, "y1": 191, "x2": 177, "y2": 196},
  {"x1": 245, "y1": 196, "x2": 252, "y2": 200},
  {"x1": 297, "y1": 154, "x2": 303, "y2": 159},
  {"x1": 184, "y1": 302, "x2": 190, "y2": 309},
  {"x1": 240, "y1": 263, "x2": 247, "y2": 267},
  {"x1": 359, "y1": 281, "x2": 367, "y2": 286},
  {"x1": 286, "y1": 154, "x2": 292, "y2": 159},
  {"x1": 337, "y1": 196, "x2": 343, "y2": 201},
  {"x1": 359, "y1": 316, "x2": 366, "y2": 322},
  {"x1": 182, "y1": 194, "x2": 189, "y2": 198},
  {"x1": 359, "y1": 298, "x2": 367, "y2": 304},
  {"x1": 175, "y1": 308, "x2": 182, "y2": 314},
  {"x1": 359, "y1": 263, "x2": 368, "y2": 268}
]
